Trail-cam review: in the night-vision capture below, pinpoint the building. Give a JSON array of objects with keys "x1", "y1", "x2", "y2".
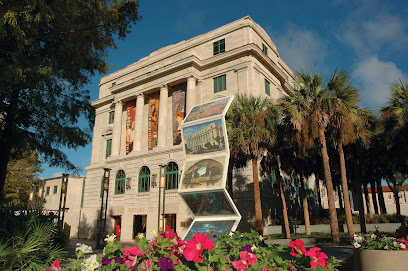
[
  {"x1": 362, "y1": 185, "x2": 408, "y2": 216},
  {"x1": 80, "y1": 16, "x2": 295, "y2": 241},
  {"x1": 185, "y1": 122, "x2": 224, "y2": 153},
  {"x1": 42, "y1": 175, "x2": 86, "y2": 238}
]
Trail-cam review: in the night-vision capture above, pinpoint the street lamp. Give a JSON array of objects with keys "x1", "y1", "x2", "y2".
[
  {"x1": 157, "y1": 164, "x2": 167, "y2": 232},
  {"x1": 37, "y1": 180, "x2": 45, "y2": 208},
  {"x1": 97, "y1": 168, "x2": 111, "y2": 248}
]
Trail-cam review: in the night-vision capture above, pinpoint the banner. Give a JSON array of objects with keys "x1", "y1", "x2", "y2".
[
  {"x1": 172, "y1": 85, "x2": 186, "y2": 145},
  {"x1": 148, "y1": 93, "x2": 160, "y2": 150},
  {"x1": 126, "y1": 99, "x2": 136, "y2": 154}
]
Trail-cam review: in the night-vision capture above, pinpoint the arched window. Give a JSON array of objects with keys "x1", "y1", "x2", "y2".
[
  {"x1": 138, "y1": 166, "x2": 150, "y2": 193},
  {"x1": 115, "y1": 170, "x2": 126, "y2": 195},
  {"x1": 165, "y1": 162, "x2": 179, "y2": 190}
]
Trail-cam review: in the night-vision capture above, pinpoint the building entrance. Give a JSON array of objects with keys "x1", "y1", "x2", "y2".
[
  {"x1": 133, "y1": 215, "x2": 147, "y2": 239},
  {"x1": 113, "y1": 216, "x2": 121, "y2": 241}
]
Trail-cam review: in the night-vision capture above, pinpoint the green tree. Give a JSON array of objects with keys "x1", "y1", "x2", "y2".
[
  {"x1": 0, "y1": 0, "x2": 141, "y2": 200},
  {"x1": 227, "y1": 95, "x2": 277, "y2": 235},
  {"x1": 3, "y1": 149, "x2": 43, "y2": 207},
  {"x1": 282, "y1": 71, "x2": 340, "y2": 243}
]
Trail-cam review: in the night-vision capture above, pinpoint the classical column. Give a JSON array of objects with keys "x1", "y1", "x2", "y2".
[
  {"x1": 133, "y1": 94, "x2": 144, "y2": 152},
  {"x1": 111, "y1": 99, "x2": 123, "y2": 156},
  {"x1": 157, "y1": 85, "x2": 168, "y2": 148},
  {"x1": 186, "y1": 77, "x2": 196, "y2": 113}
]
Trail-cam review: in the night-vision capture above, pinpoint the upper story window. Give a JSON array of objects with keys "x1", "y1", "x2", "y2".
[
  {"x1": 138, "y1": 166, "x2": 150, "y2": 193},
  {"x1": 262, "y1": 44, "x2": 268, "y2": 55},
  {"x1": 115, "y1": 170, "x2": 126, "y2": 195},
  {"x1": 105, "y1": 139, "x2": 112, "y2": 158},
  {"x1": 214, "y1": 74, "x2": 226, "y2": 93},
  {"x1": 46, "y1": 186, "x2": 50, "y2": 195},
  {"x1": 53, "y1": 185, "x2": 58, "y2": 194},
  {"x1": 165, "y1": 162, "x2": 179, "y2": 190},
  {"x1": 213, "y1": 39, "x2": 225, "y2": 55},
  {"x1": 108, "y1": 111, "x2": 114, "y2": 124},
  {"x1": 265, "y1": 79, "x2": 271, "y2": 96}
]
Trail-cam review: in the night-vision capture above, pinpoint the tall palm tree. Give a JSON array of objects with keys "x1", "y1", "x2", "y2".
[
  {"x1": 326, "y1": 69, "x2": 370, "y2": 236},
  {"x1": 227, "y1": 95, "x2": 278, "y2": 235},
  {"x1": 281, "y1": 71, "x2": 340, "y2": 243}
]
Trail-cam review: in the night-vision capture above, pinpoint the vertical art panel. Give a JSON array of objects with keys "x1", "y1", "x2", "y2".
[
  {"x1": 148, "y1": 93, "x2": 159, "y2": 150},
  {"x1": 172, "y1": 86, "x2": 186, "y2": 145},
  {"x1": 126, "y1": 99, "x2": 136, "y2": 154}
]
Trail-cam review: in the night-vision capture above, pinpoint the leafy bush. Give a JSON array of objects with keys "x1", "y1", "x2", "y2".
[
  {"x1": 352, "y1": 233, "x2": 408, "y2": 250},
  {"x1": 0, "y1": 209, "x2": 68, "y2": 270}
]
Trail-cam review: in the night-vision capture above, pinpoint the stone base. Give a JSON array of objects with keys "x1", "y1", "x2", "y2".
[{"x1": 353, "y1": 249, "x2": 408, "y2": 271}]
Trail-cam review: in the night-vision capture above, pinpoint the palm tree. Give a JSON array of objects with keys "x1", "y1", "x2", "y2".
[
  {"x1": 281, "y1": 71, "x2": 340, "y2": 243},
  {"x1": 326, "y1": 69, "x2": 370, "y2": 236},
  {"x1": 227, "y1": 95, "x2": 278, "y2": 235}
]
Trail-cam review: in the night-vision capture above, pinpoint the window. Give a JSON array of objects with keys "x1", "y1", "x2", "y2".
[
  {"x1": 115, "y1": 170, "x2": 126, "y2": 195},
  {"x1": 46, "y1": 186, "x2": 50, "y2": 195},
  {"x1": 262, "y1": 44, "x2": 268, "y2": 55},
  {"x1": 138, "y1": 166, "x2": 150, "y2": 193},
  {"x1": 106, "y1": 139, "x2": 112, "y2": 158},
  {"x1": 53, "y1": 186, "x2": 57, "y2": 194},
  {"x1": 213, "y1": 39, "x2": 225, "y2": 55},
  {"x1": 108, "y1": 111, "x2": 114, "y2": 124},
  {"x1": 265, "y1": 79, "x2": 270, "y2": 96},
  {"x1": 165, "y1": 162, "x2": 179, "y2": 190},
  {"x1": 214, "y1": 74, "x2": 226, "y2": 93}
]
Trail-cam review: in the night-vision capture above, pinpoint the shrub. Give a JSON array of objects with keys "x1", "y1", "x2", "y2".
[{"x1": 352, "y1": 233, "x2": 408, "y2": 251}]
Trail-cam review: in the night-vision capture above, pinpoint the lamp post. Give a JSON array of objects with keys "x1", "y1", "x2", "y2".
[
  {"x1": 58, "y1": 174, "x2": 69, "y2": 228},
  {"x1": 37, "y1": 180, "x2": 45, "y2": 209},
  {"x1": 157, "y1": 164, "x2": 167, "y2": 232},
  {"x1": 28, "y1": 184, "x2": 36, "y2": 211},
  {"x1": 97, "y1": 168, "x2": 111, "y2": 248}
]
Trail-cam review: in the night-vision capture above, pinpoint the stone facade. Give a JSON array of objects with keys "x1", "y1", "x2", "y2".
[{"x1": 81, "y1": 16, "x2": 295, "y2": 241}]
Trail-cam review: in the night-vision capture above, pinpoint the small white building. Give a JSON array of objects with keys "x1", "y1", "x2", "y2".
[{"x1": 42, "y1": 176, "x2": 86, "y2": 238}]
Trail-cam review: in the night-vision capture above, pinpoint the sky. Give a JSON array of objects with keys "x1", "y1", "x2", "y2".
[{"x1": 39, "y1": 0, "x2": 408, "y2": 178}]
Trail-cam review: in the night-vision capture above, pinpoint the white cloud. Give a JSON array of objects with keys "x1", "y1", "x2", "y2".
[
  {"x1": 51, "y1": 172, "x2": 64, "y2": 178},
  {"x1": 353, "y1": 56, "x2": 405, "y2": 110},
  {"x1": 271, "y1": 24, "x2": 328, "y2": 73}
]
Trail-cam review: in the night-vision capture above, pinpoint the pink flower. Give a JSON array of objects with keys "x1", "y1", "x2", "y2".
[
  {"x1": 305, "y1": 247, "x2": 328, "y2": 269},
  {"x1": 231, "y1": 251, "x2": 258, "y2": 270},
  {"x1": 45, "y1": 260, "x2": 61, "y2": 271},
  {"x1": 141, "y1": 258, "x2": 153, "y2": 270},
  {"x1": 183, "y1": 232, "x2": 214, "y2": 263},
  {"x1": 289, "y1": 239, "x2": 306, "y2": 256},
  {"x1": 122, "y1": 246, "x2": 146, "y2": 268},
  {"x1": 260, "y1": 269, "x2": 270, "y2": 271}
]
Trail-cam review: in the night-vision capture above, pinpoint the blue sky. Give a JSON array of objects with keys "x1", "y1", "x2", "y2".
[{"x1": 40, "y1": 0, "x2": 408, "y2": 178}]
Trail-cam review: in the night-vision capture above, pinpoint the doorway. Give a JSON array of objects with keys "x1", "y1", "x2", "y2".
[
  {"x1": 113, "y1": 216, "x2": 121, "y2": 241},
  {"x1": 165, "y1": 214, "x2": 176, "y2": 232},
  {"x1": 133, "y1": 215, "x2": 147, "y2": 239}
]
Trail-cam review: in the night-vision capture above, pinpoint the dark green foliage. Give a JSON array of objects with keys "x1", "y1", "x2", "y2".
[
  {"x1": 0, "y1": 209, "x2": 68, "y2": 270},
  {"x1": 0, "y1": 0, "x2": 141, "y2": 199}
]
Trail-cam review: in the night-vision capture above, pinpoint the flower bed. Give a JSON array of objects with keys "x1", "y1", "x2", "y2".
[{"x1": 47, "y1": 227, "x2": 339, "y2": 271}]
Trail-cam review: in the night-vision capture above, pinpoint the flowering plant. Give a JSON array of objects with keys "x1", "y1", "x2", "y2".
[
  {"x1": 47, "y1": 229, "x2": 339, "y2": 271},
  {"x1": 352, "y1": 233, "x2": 408, "y2": 251}
]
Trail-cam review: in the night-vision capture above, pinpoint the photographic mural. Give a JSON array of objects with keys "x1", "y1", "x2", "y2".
[
  {"x1": 126, "y1": 99, "x2": 136, "y2": 154},
  {"x1": 184, "y1": 220, "x2": 237, "y2": 240},
  {"x1": 184, "y1": 97, "x2": 231, "y2": 123},
  {"x1": 182, "y1": 119, "x2": 225, "y2": 156},
  {"x1": 181, "y1": 191, "x2": 235, "y2": 217},
  {"x1": 172, "y1": 86, "x2": 186, "y2": 145},
  {"x1": 180, "y1": 156, "x2": 226, "y2": 190},
  {"x1": 148, "y1": 93, "x2": 159, "y2": 150}
]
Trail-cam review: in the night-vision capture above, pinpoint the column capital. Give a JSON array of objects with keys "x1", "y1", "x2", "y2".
[
  {"x1": 187, "y1": 76, "x2": 197, "y2": 82},
  {"x1": 136, "y1": 93, "x2": 144, "y2": 98},
  {"x1": 160, "y1": 84, "x2": 168, "y2": 90},
  {"x1": 113, "y1": 98, "x2": 123, "y2": 105}
]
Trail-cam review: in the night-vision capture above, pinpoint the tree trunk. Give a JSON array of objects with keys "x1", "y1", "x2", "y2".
[
  {"x1": 353, "y1": 161, "x2": 367, "y2": 233},
  {"x1": 363, "y1": 182, "x2": 373, "y2": 218},
  {"x1": 315, "y1": 178, "x2": 323, "y2": 215},
  {"x1": 227, "y1": 164, "x2": 233, "y2": 199},
  {"x1": 388, "y1": 183, "x2": 401, "y2": 216},
  {"x1": 337, "y1": 184, "x2": 344, "y2": 213},
  {"x1": 338, "y1": 143, "x2": 355, "y2": 236},
  {"x1": 0, "y1": 90, "x2": 20, "y2": 202},
  {"x1": 376, "y1": 178, "x2": 387, "y2": 214},
  {"x1": 300, "y1": 172, "x2": 311, "y2": 235},
  {"x1": 370, "y1": 180, "x2": 379, "y2": 214},
  {"x1": 273, "y1": 160, "x2": 290, "y2": 239},
  {"x1": 252, "y1": 159, "x2": 263, "y2": 235},
  {"x1": 318, "y1": 126, "x2": 340, "y2": 243}
]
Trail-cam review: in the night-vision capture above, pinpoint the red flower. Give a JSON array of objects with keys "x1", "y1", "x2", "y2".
[
  {"x1": 231, "y1": 251, "x2": 258, "y2": 270},
  {"x1": 289, "y1": 239, "x2": 306, "y2": 256},
  {"x1": 122, "y1": 246, "x2": 146, "y2": 268},
  {"x1": 45, "y1": 260, "x2": 61, "y2": 271},
  {"x1": 183, "y1": 232, "x2": 214, "y2": 263},
  {"x1": 305, "y1": 247, "x2": 328, "y2": 269}
]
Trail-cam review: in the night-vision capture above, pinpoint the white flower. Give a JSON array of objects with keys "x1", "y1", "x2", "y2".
[
  {"x1": 137, "y1": 233, "x2": 145, "y2": 239},
  {"x1": 401, "y1": 243, "x2": 406, "y2": 249},
  {"x1": 81, "y1": 254, "x2": 100, "y2": 271},
  {"x1": 251, "y1": 245, "x2": 257, "y2": 251},
  {"x1": 384, "y1": 245, "x2": 389, "y2": 250},
  {"x1": 104, "y1": 234, "x2": 116, "y2": 243},
  {"x1": 394, "y1": 241, "x2": 399, "y2": 247},
  {"x1": 76, "y1": 243, "x2": 93, "y2": 254},
  {"x1": 353, "y1": 241, "x2": 361, "y2": 248},
  {"x1": 151, "y1": 230, "x2": 158, "y2": 237},
  {"x1": 353, "y1": 234, "x2": 363, "y2": 243},
  {"x1": 259, "y1": 235, "x2": 264, "y2": 241},
  {"x1": 370, "y1": 234, "x2": 376, "y2": 239}
]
